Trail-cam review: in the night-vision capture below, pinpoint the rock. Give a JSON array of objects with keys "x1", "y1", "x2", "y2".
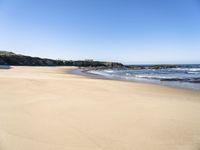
[
  {"x1": 0, "y1": 58, "x2": 7, "y2": 65},
  {"x1": 126, "y1": 64, "x2": 178, "y2": 70}
]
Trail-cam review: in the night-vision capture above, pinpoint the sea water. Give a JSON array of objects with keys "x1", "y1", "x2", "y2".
[{"x1": 89, "y1": 64, "x2": 200, "y2": 91}]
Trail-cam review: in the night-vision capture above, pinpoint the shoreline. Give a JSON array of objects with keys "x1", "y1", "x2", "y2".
[{"x1": 69, "y1": 68, "x2": 200, "y2": 92}]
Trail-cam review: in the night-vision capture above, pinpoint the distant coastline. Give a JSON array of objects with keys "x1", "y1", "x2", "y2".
[
  {"x1": 0, "y1": 50, "x2": 194, "y2": 70},
  {"x1": 0, "y1": 50, "x2": 123, "y2": 68}
]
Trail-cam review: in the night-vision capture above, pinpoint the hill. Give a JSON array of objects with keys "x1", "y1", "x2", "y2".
[{"x1": 0, "y1": 51, "x2": 123, "y2": 68}]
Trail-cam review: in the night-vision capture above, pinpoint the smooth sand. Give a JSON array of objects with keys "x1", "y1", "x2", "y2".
[{"x1": 0, "y1": 66, "x2": 200, "y2": 150}]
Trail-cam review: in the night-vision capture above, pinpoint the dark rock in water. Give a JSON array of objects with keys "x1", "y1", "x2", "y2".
[
  {"x1": 126, "y1": 64, "x2": 178, "y2": 70},
  {"x1": 160, "y1": 78, "x2": 200, "y2": 83},
  {"x1": 160, "y1": 78, "x2": 184, "y2": 82},
  {"x1": 188, "y1": 78, "x2": 200, "y2": 83}
]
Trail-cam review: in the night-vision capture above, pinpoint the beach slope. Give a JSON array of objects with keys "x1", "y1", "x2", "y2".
[{"x1": 0, "y1": 66, "x2": 200, "y2": 150}]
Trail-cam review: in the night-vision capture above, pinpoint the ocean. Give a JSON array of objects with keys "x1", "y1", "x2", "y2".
[{"x1": 89, "y1": 64, "x2": 200, "y2": 91}]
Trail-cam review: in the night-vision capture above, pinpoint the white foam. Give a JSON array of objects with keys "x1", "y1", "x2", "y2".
[{"x1": 173, "y1": 68, "x2": 200, "y2": 72}]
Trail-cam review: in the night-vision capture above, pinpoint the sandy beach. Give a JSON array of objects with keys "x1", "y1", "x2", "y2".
[{"x1": 0, "y1": 66, "x2": 200, "y2": 150}]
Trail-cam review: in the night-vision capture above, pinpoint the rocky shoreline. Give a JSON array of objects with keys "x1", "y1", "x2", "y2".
[
  {"x1": 0, "y1": 50, "x2": 189, "y2": 70},
  {"x1": 0, "y1": 51, "x2": 123, "y2": 68}
]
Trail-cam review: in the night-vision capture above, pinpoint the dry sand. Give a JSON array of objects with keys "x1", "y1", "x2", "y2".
[{"x1": 0, "y1": 66, "x2": 200, "y2": 150}]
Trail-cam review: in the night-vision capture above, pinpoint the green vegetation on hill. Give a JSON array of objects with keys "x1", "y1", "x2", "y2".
[
  {"x1": 0, "y1": 50, "x2": 180, "y2": 69},
  {"x1": 0, "y1": 51, "x2": 123, "y2": 68}
]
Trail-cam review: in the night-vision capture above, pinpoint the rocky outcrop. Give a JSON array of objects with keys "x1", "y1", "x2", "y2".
[
  {"x1": 126, "y1": 64, "x2": 178, "y2": 70},
  {"x1": 0, "y1": 58, "x2": 6, "y2": 65},
  {"x1": 0, "y1": 51, "x2": 123, "y2": 68}
]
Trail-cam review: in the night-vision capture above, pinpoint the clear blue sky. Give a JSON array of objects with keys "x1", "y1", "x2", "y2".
[{"x1": 0, "y1": 0, "x2": 200, "y2": 64}]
